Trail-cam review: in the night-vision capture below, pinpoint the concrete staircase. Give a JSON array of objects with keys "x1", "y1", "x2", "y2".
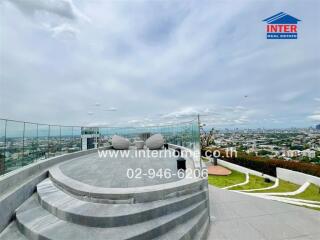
[{"x1": 0, "y1": 177, "x2": 210, "y2": 240}]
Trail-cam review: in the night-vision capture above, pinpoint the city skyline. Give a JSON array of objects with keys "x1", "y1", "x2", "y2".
[{"x1": 1, "y1": 0, "x2": 320, "y2": 128}]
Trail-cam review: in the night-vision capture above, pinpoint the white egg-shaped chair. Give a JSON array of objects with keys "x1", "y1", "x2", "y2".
[
  {"x1": 112, "y1": 135, "x2": 130, "y2": 150},
  {"x1": 145, "y1": 134, "x2": 164, "y2": 150}
]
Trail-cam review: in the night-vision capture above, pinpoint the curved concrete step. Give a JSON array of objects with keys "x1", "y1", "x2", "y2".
[
  {"x1": 37, "y1": 178, "x2": 208, "y2": 227},
  {"x1": 16, "y1": 194, "x2": 208, "y2": 240},
  {"x1": 0, "y1": 222, "x2": 27, "y2": 240},
  {"x1": 193, "y1": 218, "x2": 210, "y2": 240},
  {"x1": 49, "y1": 165, "x2": 207, "y2": 203},
  {"x1": 155, "y1": 208, "x2": 209, "y2": 240}
]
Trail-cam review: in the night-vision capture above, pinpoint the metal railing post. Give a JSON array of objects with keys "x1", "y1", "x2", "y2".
[
  {"x1": 197, "y1": 115, "x2": 203, "y2": 173},
  {"x1": 71, "y1": 126, "x2": 74, "y2": 152},
  {"x1": 36, "y1": 124, "x2": 39, "y2": 159},
  {"x1": 3, "y1": 120, "x2": 7, "y2": 174},
  {"x1": 22, "y1": 122, "x2": 25, "y2": 166},
  {"x1": 48, "y1": 125, "x2": 50, "y2": 159},
  {"x1": 59, "y1": 126, "x2": 62, "y2": 154}
]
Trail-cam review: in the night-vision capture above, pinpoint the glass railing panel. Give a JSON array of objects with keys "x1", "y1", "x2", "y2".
[
  {"x1": 5, "y1": 120, "x2": 24, "y2": 173},
  {"x1": 48, "y1": 125, "x2": 61, "y2": 157},
  {"x1": 24, "y1": 122, "x2": 39, "y2": 165},
  {"x1": 72, "y1": 127, "x2": 82, "y2": 151},
  {"x1": 61, "y1": 126, "x2": 75, "y2": 154},
  {"x1": 0, "y1": 119, "x2": 6, "y2": 175},
  {"x1": 0, "y1": 119, "x2": 200, "y2": 176},
  {"x1": 99, "y1": 127, "x2": 111, "y2": 148},
  {"x1": 38, "y1": 124, "x2": 49, "y2": 160}
]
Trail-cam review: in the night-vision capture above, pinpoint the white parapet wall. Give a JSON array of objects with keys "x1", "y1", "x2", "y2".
[
  {"x1": 217, "y1": 159, "x2": 277, "y2": 182},
  {"x1": 276, "y1": 167, "x2": 320, "y2": 186}
]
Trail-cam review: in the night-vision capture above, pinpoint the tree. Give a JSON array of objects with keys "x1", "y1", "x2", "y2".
[
  {"x1": 301, "y1": 156, "x2": 311, "y2": 163},
  {"x1": 238, "y1": 146, "x2": 248, "y2": 151},
  {"x1": 200, "y1": 126, "x2": 215, "y2": 148},
  {"x1": 258, "y1": 150, "x2": 272, "y2": 156}
]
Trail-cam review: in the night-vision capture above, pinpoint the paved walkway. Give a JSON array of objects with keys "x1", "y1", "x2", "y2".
[{"x1": 208, "y1": 186, "x2": 320, "y2": 240}]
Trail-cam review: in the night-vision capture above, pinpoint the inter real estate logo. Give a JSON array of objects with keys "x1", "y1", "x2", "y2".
[{"x1": 263, "y1": 12, "x2": 301, "y2": 39}]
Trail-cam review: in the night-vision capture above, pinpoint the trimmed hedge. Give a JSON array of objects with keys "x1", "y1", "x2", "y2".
[{"x1": 203, "y1": 148, "x2": 320, "y2": 177}]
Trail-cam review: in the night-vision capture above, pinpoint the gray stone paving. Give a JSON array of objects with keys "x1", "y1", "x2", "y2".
[
  {"x1": 59, "y1": 149, "x2": 183, "y2": 188},
  {"x1": 208, "y1": 186, "x2": 320, "y2": 240}
]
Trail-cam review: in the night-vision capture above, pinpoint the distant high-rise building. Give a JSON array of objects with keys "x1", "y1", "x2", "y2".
[
  {"x1": 302, "y1": 149, "x2": 316, "y2": 159},
  {"x1": 316, "y1": 124, "x2": 320, "y2": 130}
]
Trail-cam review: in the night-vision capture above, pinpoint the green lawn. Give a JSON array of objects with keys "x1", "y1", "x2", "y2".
[
  {"x1": 251, "y1": 180, "x2": 300, "y2": 193},
  {"x1": 304, "y1": 206, "x2": 320, "y2": 211},
  {"x1": 201, "y1": 156, "x2": 210, "y2": 162},
  {"x1": 208, "y1": 169, "x2": 246, "y2": 188},
  {"x1": 285, "y1": 184, "x2": 320, "y2": 212},
  {"x1": 287, "y1": 184, "x2": 320, "y2": 202},
  {"x1": 229, "y1": 174, "x2": 274, "y2": 191}
]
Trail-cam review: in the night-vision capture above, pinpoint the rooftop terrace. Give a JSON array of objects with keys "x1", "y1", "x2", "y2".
[
  {"x1": 58, "y1": 149, "x2": 184, "y2": 188},
  {"x1": 1, "y1": 118, "x2": 320, "y2": 240},
  {"x1": 0, "y1": 119, "x2": 210, "y2": 240}
]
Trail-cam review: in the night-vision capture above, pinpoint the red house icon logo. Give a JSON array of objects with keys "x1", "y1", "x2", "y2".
[{"x1": 263, "y1": 12, "x2": 301, "y2": 39}]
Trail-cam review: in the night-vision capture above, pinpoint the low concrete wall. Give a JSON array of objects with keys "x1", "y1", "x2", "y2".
[
  {"x1": 217, "y1": 159, "x2": 277, "y2": 182},
  {"x1": 276, "y1": 168, "x2": 320, "y2": 186},
  {"x1": 0, "y1": 147, "x2": 110, "y2": 233}
]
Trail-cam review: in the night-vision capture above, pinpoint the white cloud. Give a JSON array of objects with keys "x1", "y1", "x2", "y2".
[
  {"x1": 44, "y1": 23, "x2": 79, "y2": 38},
  {"x1": 104, "y1": 107, "x2": 117, "y2": 112},
  {"x1": 1, "y1": 0, "x2": 319, "y2": 128},
  {"x1": 6, "y1": 0, "x2": 89, "y2": 21},
  {"x1": 158, "y1": 105, "x2": 256, "y2": 127},
  {"x1": 308, "y1": 115, "x2": 320, "y2": 121},
  {"x1": 160, "y1": 107, "x2": 200, "y2": 119},
  {"x1": 4, "y1": 0, "x2": 89, "y2": 38},
  {"x1": 127, "y1": 119, "x2": 140, "y2": 124},
  {"x1": 86, "y1": 121, "x2": 109, "y2": 127},
  {"x1": 278, "y1": 91, "x2": 304, "y2": 102}
]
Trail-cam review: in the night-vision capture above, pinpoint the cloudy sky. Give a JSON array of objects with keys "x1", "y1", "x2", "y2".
[{"x1": 0, "y1": 0, "x2": 319, "y2": 128}]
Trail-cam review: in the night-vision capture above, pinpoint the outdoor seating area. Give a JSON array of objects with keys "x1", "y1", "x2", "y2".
[
  {"x1": 55, "y1": 149, "x2": 186, "y2": 188},
  {"x1": 111, "y1": 135, "x2": 130, "y2": 150},
  {"x1": 111, "y1": 133, "x2": 165, "y2": 150}
]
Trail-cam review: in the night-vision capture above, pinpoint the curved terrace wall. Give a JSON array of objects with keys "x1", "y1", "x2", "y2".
[{"x1": 0, "y1": 147, "x2": 110, "y2": 233}]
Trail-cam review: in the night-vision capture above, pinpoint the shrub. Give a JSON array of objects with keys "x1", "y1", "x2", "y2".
[{"x1": 203, "y1": 148, "x2": 320, "y2": 177}]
